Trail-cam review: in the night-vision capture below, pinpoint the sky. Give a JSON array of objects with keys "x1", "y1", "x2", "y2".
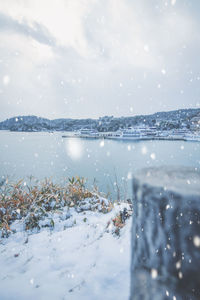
[{"x1": 0, "y1": 0, "x2": 200, "y2": 121}]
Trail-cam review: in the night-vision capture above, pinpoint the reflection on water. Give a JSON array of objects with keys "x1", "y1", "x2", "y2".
[
  {"x1": 65, "y1": 138, "x2": 83, "y2": 160},
  {"x1": 0, "y1": 131, "x2": 199, "y2": 199}
]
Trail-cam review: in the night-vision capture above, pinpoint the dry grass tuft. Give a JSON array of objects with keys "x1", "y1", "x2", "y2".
[{"x1": 0, "y1": 176, "x2": 112, "y2": 237}]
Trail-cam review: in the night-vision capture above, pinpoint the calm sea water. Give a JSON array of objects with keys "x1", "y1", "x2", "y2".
[{"x1": 0, "y1": 131, "x2": 199, "y2": 199}]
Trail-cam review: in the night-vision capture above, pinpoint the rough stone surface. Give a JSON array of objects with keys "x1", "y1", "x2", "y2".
[{"x1": 130, "y1": 167, "x2": 200, "y2": 300}]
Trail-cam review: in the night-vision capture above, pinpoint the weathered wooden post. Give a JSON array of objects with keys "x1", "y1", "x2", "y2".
[{"x1": 130, "y1": 167, "x2": 200, "y2": 300}]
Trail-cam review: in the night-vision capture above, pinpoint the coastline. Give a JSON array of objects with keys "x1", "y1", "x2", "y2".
[{"x1": 61, "y1": 133, "x2": 200, "y2": 142}]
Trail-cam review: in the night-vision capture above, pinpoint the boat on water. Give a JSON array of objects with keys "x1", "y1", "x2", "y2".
[
  {"x1": 62, "y1": 128, "x2": 99, "y2": 139},
  {"x1": 166, "y1": 129, "x2": 200, "y2": 141},
  {"x1": 106, "y1": 126, "x2": 158, "y2": 140},
  {"x1": 121, "y1": 128, "x2": 141, "y2": 140},
  {"x1": 61, "y1": 131, "x2": 80, "y2": 138},
  {"x1": 79, "y1": 128, "x2": 99, "y2": 138},
  {"x1": 184, "y1": 133, "x2": 200, "y2": 142}
]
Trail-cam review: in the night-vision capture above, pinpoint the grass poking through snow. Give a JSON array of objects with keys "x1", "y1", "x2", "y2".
[{"x1": 0, "y1": 176, "x2": 115, "y2": 237}]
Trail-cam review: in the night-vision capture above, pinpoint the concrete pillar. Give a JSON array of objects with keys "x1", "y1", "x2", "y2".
[{"x1": 130, "y1": 167, "x2": 200, "y2": 300}]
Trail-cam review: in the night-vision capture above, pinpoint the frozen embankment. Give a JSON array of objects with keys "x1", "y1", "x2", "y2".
[
  {"x1": 130, "y1": 166, "x2": 200, "y2": 300},
  {"x1": 0, "y1": 194, "x2": 132, "y2": 300}
]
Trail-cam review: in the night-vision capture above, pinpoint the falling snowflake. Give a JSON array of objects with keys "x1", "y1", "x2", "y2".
[
  {"x1": 127, "y1": 172, "x2": 132, "y2": 180},
  {"x1": 150, "y1": 153, "x2": 156, "y2": 160},
  {"x1": 151, "y1": 269, "x2": 158, "y2": 279},
  {"x1": 100, "y1": 140, "x2": 104, "y2": 147},
  {"x1": 193, "y1": 236, "x2": 200, "y2": 247},
  {"x1": 144, "y1": 45, "x2": 149, "y2": 52},
  {"x1": 3, "y1": 75, "x2": 10, "y2": 85},
  {"x1": 141, "y1": 146, "x2": 147, "y2": 155}
]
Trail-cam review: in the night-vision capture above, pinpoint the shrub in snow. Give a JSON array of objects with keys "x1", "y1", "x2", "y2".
[{"x1": 0, "y1": 177, "x2": 113, "y2": 237}]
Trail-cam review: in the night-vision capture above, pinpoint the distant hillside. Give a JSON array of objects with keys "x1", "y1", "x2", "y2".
[
  {"x1": 0, "y1": 108, "x2": 200, "y2": 132},
  {"x1": 0, "y1": 115, "x2": 97, "y2": 132}
]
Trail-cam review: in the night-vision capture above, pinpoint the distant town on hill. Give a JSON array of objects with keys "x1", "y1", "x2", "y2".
[{"x1": 0, "y1": 108, "x2": 200, "y2": 133}]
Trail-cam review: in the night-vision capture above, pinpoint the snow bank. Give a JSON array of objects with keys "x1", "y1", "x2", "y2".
[{"x1": 0, "y1": 203, "x2": 131, "y2": 300}]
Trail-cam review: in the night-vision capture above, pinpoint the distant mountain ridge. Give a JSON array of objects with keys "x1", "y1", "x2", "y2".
[{"x1": 0, "y1": 108, "x2": 200, "y2": 132}]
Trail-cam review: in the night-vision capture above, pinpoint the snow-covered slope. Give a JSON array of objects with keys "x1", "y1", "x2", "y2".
[{"x1": 0, "y1": 204, "x2": 131, "y2": 300}]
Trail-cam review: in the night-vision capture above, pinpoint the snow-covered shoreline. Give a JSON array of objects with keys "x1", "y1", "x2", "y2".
[{"x1": 0, "y1": 203, "x2": 131, "y2": 300}]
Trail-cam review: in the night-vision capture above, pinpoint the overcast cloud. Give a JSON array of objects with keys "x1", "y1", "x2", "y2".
[{"x1": 0, "y1": 0, "x2": 200, "y2": 121}]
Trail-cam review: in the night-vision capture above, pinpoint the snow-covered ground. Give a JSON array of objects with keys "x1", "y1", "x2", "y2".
[{"x1": 0, "y1": 204, "x2": 131, "y2": 300}]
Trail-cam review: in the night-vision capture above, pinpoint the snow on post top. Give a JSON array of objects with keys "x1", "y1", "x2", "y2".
[{"x1": 133, "y1": 166, "x2": 200, "y2": 196}]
